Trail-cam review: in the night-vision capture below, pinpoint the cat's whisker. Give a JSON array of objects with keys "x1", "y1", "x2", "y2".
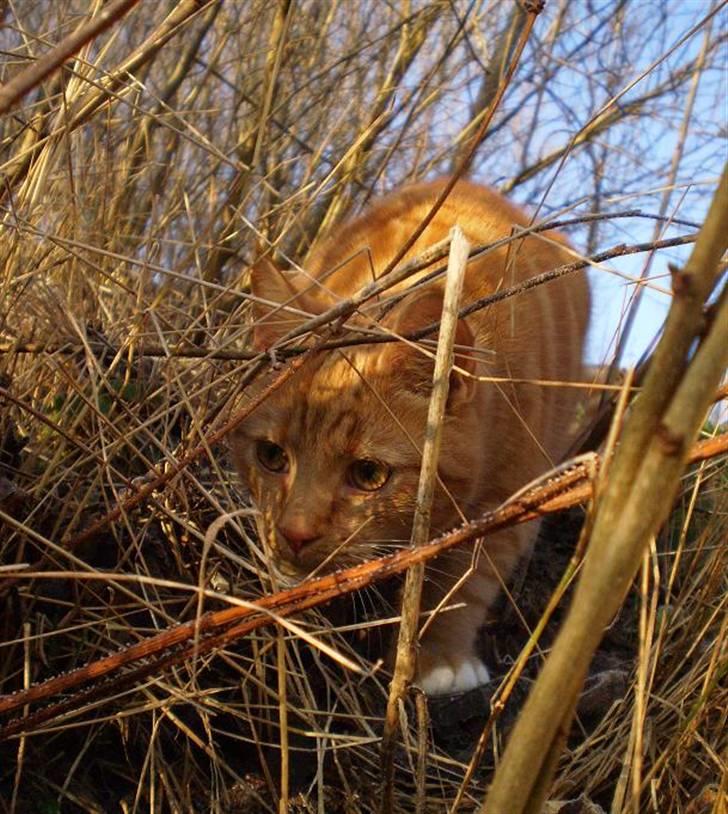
[
  {"x1": 305, "y1": 517, "x2": 376, "y2": 580},
  {"x1": 352, "y1": 542, "x2": 411, "y2": 557}
]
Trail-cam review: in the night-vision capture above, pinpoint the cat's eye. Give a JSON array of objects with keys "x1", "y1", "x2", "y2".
[
  {"x1": 256, "y1": 440, "x2": 289, "y2": 473},
  {"x1": 347, "y1": 458, "x2": 391, "y2": 492}
]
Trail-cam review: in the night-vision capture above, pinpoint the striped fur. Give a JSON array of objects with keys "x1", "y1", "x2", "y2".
[{"x1": 231, "y1": 180, "x2": 590, "y2": 695}]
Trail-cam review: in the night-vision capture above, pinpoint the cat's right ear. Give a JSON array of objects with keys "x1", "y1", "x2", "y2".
[
  {"x1": 379, "y1": 288, "x2": 478, "y2": 406},
  {"x1": 249, "y1": 258, "x2": 317, "y2": 350}
]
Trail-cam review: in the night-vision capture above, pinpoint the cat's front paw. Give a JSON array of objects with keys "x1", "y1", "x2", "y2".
[{"x1": 417, "y1": 650, "x2": 490, "y2": 696}]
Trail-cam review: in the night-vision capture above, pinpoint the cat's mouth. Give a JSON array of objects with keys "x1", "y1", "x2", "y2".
[
  {"x1": 269, "y1": 534, "x2": 357, "y2": 582},
  {"x1": 275, "y1": 552, "x2": 329, "y2": 581},
  {"x1": 267, "y1": 539, "x2": 325, "y2": 581},
  {"x1": 272, "y1": 538, "x2": 407, "y2": 584}
]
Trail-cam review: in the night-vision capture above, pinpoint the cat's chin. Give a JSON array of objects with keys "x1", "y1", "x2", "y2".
[
  {"x1": 268, "y1": 560, "x2": 313, "y2": 587},
  {"x1": 270, "y1": 556, "x2": 361, "y2": 587}
]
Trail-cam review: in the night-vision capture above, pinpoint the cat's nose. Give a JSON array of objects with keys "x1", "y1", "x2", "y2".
[{"x1": 277, "y1": 524, "x2": 321, "y2": 555}]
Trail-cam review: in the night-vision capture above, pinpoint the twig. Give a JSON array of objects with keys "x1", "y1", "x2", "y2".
[
  {"x1": 0, "y1": 230, "x2": 698, "y2": 363},
  {"x1": 380, "y1": 226, "x2": 470, "y2": 812},
  {"x1": 611, "y1": 17, "x2": 713, "y2": 371},
  {"x1": 415, "y1": 692, "x2": 429, "y2": 814},
  {"x1": 277, "y1": 629, "x2": 289, "y2": 814},
  {"x1": 369, "y1": 0, "x2": 543, "y2": 284},
  {"x1": 0, "y1": 0, "x2": 218, "y2": 206}
]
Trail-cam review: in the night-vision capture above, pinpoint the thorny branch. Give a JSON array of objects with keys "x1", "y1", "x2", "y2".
[{"x1": 0, "y1": 433, "x2": 725, "y2": 740}]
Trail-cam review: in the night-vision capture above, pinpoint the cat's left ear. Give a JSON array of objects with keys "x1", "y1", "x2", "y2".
[
  {"x1": 380, "y1": 288, "x2": 477, "y2": 407},
  {"x1": 249, "y1": 257, "x2": 320, "y2": 349}
]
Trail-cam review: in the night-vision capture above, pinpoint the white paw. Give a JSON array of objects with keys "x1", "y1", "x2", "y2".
[{"x1": 418, "y1": 655, "x2": 490, "y2": 696}]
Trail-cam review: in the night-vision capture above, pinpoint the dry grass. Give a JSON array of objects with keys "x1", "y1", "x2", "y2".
[{"x1": 0, "y1": 2, "x2": 726, "y2": 812}]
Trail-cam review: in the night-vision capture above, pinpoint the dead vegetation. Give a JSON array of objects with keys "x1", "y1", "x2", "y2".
[{"x1": 0, "y1": 2, "x2": 726, "y2": 813}]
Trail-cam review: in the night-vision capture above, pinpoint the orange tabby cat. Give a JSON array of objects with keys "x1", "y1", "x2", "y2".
[{"x1": 231, "y1": 179, "x2": 590, "y2": 695}]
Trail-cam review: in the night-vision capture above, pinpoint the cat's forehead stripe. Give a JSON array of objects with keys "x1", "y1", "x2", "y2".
[
  {"x1": 302, "y1": 399, "x2": 360, "y2": 450},
  {"x1": 284, "y1": 356, "x2": 365, "y2": 443},
  {"x1": 327, "y1": 410, "x2": 359, "y2": 447}
]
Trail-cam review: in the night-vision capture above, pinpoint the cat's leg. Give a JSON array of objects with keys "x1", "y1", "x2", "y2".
[{"x1": 416, "y1": 524, "x2": 534, "y2": 695}]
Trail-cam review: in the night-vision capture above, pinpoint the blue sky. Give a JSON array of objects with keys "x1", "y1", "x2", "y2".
[{"x1": 472, "y1": 1, "x2": 726, "y2": 426}]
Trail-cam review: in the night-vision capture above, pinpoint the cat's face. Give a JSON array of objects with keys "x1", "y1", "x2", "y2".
[
  {"x1": 230, "y1": 265, "x2": 478, "y2": 580},
  {"x1": 231, "y1": 344, "x2": 479, "y2": 580}
]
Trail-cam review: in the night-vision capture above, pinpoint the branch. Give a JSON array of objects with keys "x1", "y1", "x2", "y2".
[
  {"x1": 0, "y1": 0, "x2": 143, "y2": 116},
  {"x1": 0, "y1": 0, "x2": 218, "y2": 207},
  {"x1": 500, "y1": 19, "x2": 728, "y2": 195},
  {"x1": 0, "y1": 220, "x2": 698, "y2": 363},
  {"x1": 483, "y1": 163, "x2": 728, "y2": 814}
]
